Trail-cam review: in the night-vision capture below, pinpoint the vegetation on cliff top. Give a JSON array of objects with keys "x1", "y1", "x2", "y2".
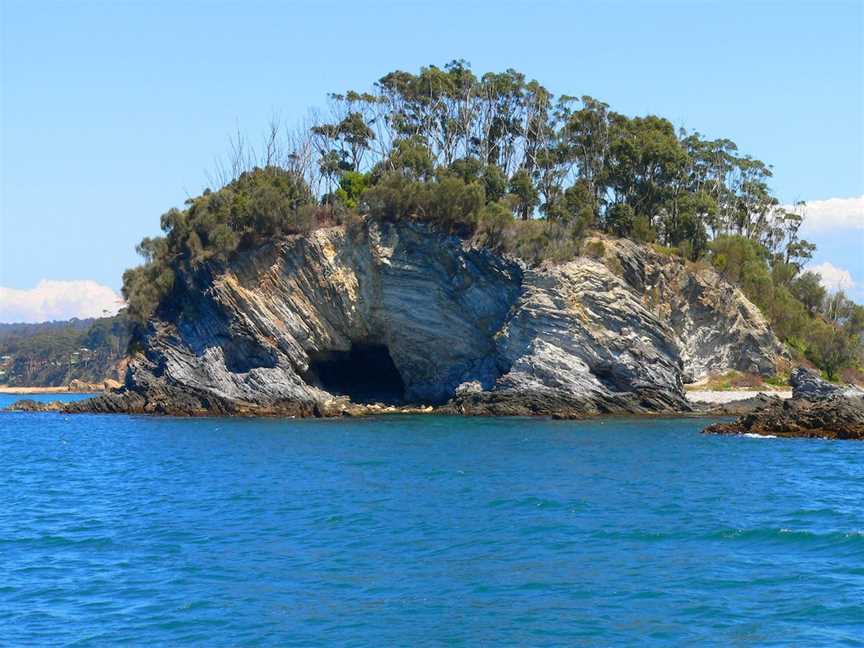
[{"x1": 122, "y1": 61, "x2": 863, "y2": 380}]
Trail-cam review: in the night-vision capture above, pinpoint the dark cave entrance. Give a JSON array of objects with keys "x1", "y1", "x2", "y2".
[{"x1": 303, "y1": 343, "x2": 406, "y2": 405}]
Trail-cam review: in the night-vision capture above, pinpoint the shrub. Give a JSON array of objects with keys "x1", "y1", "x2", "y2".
[
  {"x1": 475, "y1": 201, "x2": 513, "y2": 250},
  {"x1": 123, "y1": 167, "x2": 315, "y2": 321},
  {"x1": 583, "y1": 239, "x2": 606, "y2": 259}
]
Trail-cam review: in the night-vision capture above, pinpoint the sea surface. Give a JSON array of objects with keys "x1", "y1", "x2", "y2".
[{"x1": 1, "y1": 395, "x2": 863, "y2": 646}]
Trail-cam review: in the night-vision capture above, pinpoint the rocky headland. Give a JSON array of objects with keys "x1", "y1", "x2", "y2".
[
  {"x1": 32, "y1": 219, "x2": 787, "y2": 418},
  {"x1": 703, "y1": 368, "x2": 864, "y2": 439}
]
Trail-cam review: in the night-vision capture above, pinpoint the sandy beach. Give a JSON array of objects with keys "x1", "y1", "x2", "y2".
[
  {"x1": 685, "y1": 390, "x2": 792, "y2": 404},
  {"x1": 0, "y1": 386, "x2": 101, "y2": 395}
]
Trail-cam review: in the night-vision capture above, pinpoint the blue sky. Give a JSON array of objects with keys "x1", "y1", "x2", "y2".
[{"x1": 1, "y1": 0, "x2": 862, "y2": 321}]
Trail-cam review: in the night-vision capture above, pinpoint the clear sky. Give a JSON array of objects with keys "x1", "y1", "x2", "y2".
[{"x1": 1, "y1": 0, "x2": 862, "y2": 321}]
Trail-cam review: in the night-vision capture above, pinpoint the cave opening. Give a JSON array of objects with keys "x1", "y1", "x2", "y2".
[{"x1": 303, "y1": 343, "x2": 407, "y2": 405}]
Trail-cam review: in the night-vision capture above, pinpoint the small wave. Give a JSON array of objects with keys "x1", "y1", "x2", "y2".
[
  {"x1": 587, "y1": 527, "x2": 864, "y2": 547},
  {"x1": 486, "y1": 496, "x2": 565, "y2": 510},
  {"x1": 708, "y1": 527, "x2": 864, "y2": 547},
  {"x1": 743, "y1": 433, "x2": 777, "y2": 439}
]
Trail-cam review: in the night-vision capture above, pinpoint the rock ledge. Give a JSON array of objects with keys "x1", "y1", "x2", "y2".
[{"x1": 704, "y1": 369, "x2": 864, "y2": 440}]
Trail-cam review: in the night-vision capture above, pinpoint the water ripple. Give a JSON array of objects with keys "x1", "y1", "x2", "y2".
[{"x1": 1, "y1": 412, "x2": 862, "y2": 645}]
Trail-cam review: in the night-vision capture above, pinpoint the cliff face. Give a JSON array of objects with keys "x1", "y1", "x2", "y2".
[{"x1": 72, "y1": 220, "x2": 786, "y2": 417}]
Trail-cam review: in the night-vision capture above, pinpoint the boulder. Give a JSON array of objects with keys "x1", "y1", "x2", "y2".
[{"x1": 790, "y1": 367, "x2": 864, "y2": 400}]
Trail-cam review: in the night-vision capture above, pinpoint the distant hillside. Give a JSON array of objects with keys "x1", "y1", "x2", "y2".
[
  {"x1": 0, "y1": 318, "x2": 96, "y2": 339},
  {"x1": 0, "y1": 314, "x2": 131, "y2": 387}
]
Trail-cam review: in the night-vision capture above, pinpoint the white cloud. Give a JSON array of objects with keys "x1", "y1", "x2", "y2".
[
  {"x1": 0, "y1": 280, "x2": 124, "y2": 323},
  {"x1": 808, "y1": 262, "x2": 856, "y2": 293},
  {"x1": 797, "y1": 195, "x2": 864, "y2": 233}
]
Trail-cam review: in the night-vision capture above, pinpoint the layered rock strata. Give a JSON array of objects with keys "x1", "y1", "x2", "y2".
[{"x1": 55, "y1": 220, "x2": 785, "y2": 417}]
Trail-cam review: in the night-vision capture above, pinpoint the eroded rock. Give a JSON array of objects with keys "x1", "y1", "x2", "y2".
[
  {"x1": 4, "y1": 399, "x2": 66, "y2": 412},
  {"x1": 65, "y1": 220, "x2": 786, "y2": 418},
  {"x1": 790, "y1": 367, "x2": 864, "y2": 400},
  {"x1": 704, "y1": 394, "x2": 864, "y2": 440},
  {"x1": 704, "y1": 367, "x2": 864, "y2": 439}
]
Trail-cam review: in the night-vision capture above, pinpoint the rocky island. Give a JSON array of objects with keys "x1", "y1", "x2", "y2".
[
  {"x1": 7, "y1": 63, "x2": 863, "y2": 426},
  {"x1": 60, "y1": 219, "x2": 785, "y2": 418}
]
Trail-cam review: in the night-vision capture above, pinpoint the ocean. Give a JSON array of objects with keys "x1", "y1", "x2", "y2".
[{"x1": 1, "y1": 395, "x2": 862, "y2": 645}]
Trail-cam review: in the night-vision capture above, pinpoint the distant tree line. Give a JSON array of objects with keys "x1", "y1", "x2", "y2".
[
  {"x1": 0, "y1": 315, "x2": 130, "y2": 387},
  {"x1": 122, "y1": 61, "x2": 863, "y2": 381}
]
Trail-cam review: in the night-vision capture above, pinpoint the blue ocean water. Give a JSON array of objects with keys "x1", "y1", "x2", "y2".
[
  {"x1": 1, "y1": 404, "x2": 862, "y2": 646},
  {"x1": 0, "y1": 392, "x2": 93, "y2": 405}
]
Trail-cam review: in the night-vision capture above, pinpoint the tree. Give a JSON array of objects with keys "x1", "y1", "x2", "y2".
[
  {"x1": 560, "y1": 96, "x2": 611, "y2": 211},
  {"x1": 123, "y1": 168, "x2": 314, "y2": 320},
  {"x1": 606, "y1": 114, "x2": 688, "y2": 227},
  {"x1": 123, "y1": 60, "x2": 862, "y2": 347},
  {"x1": 476, "y1": 201, "x2": 513, "y2": 249},
  {"x1": 791, "y1": 272, "x2": 826, "y2": 316},
  {"x1": 508, "y1": 168, "x2": 539, "y2": 220},
  {"x1": 556, "y1": 180, "x2": 596, "y2": 232},
  {"x1": 806, "y1": 320, "x2": 857, "y2": 381},
  {"x1": 335, "y1": 171, "x2": 370, "y2": 210},
  {"x1": 605, "y1": 203, "x2": 635, "y2": 238}
]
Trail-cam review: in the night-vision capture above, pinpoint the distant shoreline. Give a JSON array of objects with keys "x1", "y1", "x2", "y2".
[{"x1": 0, "y1": 386, "x2": 103, "y2": 395}]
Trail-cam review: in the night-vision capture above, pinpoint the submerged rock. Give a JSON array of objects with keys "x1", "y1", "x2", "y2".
[{"x1": 68, "y1": 220, "x2": 786, "y2": 418}]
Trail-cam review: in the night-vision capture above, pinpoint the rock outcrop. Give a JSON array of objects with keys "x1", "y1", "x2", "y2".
[
  {"x1": 596, "y1": 238, "x2": 785, "y2": 381},
  {"x1": 5, "y1": 399, "x2": 65, "y2": 412},
  {"x1": 790, "y1": 367, "x2": 864, "y2": 400},
  {"x1": 704, "y1": 369, "x2": 864, "y2": 439},
  {"x1": 61, "y1": 220, "x2": 785, "y2": 418}
]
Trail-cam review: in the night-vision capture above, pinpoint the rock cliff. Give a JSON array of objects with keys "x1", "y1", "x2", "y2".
[{"x1": 68, "y1": 220, "x2": 786, "y2": 417}]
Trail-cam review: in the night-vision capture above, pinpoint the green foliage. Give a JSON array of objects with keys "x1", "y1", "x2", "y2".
[
  {"x1": 791, "y1": 271, "x2": 826, "y2": 316},
  {"x1": 362, "y1": 168, "x2": 486, "y2": 235},
  {"x1": 482, "y1": 164, "x2": 508, "y2": 203},
  {"x1": 605, "y1": 203, "x2": 636, "y2": 238},
  {"x1": 508, "y1": 169, "x2": 540, "y2": 220},
  {"x1": 362, "y1": 172, "x2": 430, "y2": 222},
  {"x1": 709, "y1": 236, "x2": 862, "y2": 378},
  {"x1": 709, "y1": 235, "x2": 772, "y2": 292},
  {"x1": 806, "y1": 319, "x2": 856, "y2": 381},
  {"x1": 335, "y1": 171, "x2": 370, "y2": 209},
  {"x1": 428, "y1": 174, "x2": 485, "y2": 233},
  {"x1": 583, "y1": 239, "x2": 606, "y2": 260},
  {"x1": 122, "y1": 264, "x2": 175, "y2": 323},
  {"x1": 119, "y1": 61, "x2": 861, "y2": 384},
  {"x1": 380, "y1": 137, "x2": 435, "y2": 181},
  {"x1": 504, "y1": 220, "x2": 584, "y2": 265},
  {"x1": 630, "y1": 216, "x2": 656, "y2": 244},
  {"x1": 306, "y1": 61, "x2": 818, "y2": 271},
  {"x1": 123, "y1": 167, "x2": 314, "y2": 321},
  {"x1": 475, "y1": 201, "x2": 513, "y2": 250},
  {"x1": 809, "y1": 292, "x2": 864, "y2": 379}
]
